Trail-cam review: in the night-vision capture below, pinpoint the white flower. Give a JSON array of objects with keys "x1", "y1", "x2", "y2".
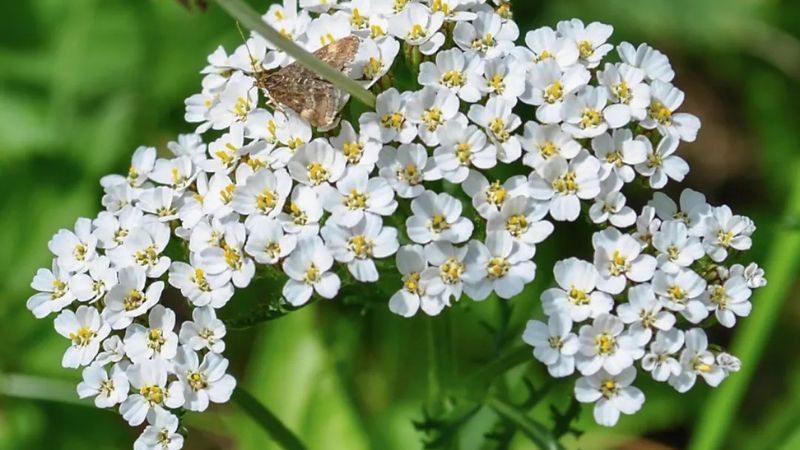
[
  {"x1": 330, "y1": 121, "x2": 381, "y2": 171},
  {"x1": 653, "y1": 220, "x2": 704, "y2": 273},
  {"x1": 561, "y1": 86, "x2": 617, "y2": 138},
  {"x1": 420, "y1": 241, "x2": 469, "y2": 303},
  {"x1": 244, "y1": 216, "x2": 297, "y2": 265},
  {"x1": 577, "y1": 313, "x2": 643, "y2": 376},
  {"x1": 632, "y1": 205, "x2": 661, "y2": 249},
  {"x1": 125, "y1": 146, "x2": 158, "y2": 188},
  {"x1": 418, "y1": 48, "x2": 484, "y2": 102},
  {"x1": 588, "y1": 176, "x2": 636, "y2": 228},
  {"x1": 54, "y1": 305, "x2": 110, "y2": 368},
  {"x1": 288, "y1": 139, "x2": 347, "y2": 187},
  {"x1": 641, "y1": 328, "x2": 684, "y2": 382},
  {"x1": 322, "y1": 214, "x2": 399, "y2": 282},
  {"x1": 556, "y1": 19, "x2": 614, "y2": 68},
  {"x1": 138, "y1": 187, "x2": 181, "y2": 222},
  {"x1": 388, "y1": 3, "x2": 445, "y2": 55},
  {"x1": 467, "y1": 96, "x2": 522, "y2": 163},
  {"x1": 27, "y1": 263, "x2": 76, "y2": 318},
  {"x1": 351, "y1": 35, "x2": 400, "y2": 84},
  {"x1": 103, "y1": 267, "x2": 165, "y2": 330},
  {"x1": 729, "y1": 262, "x2": 767, "y2": 289},
  {"x1": 669, "y1": 328, "x2": 725, "y2": 392},
  {"x1": 406, "y1": 191, "x2": 473, "y2": 244},
  {"x1": 463, "y1": 170, "x2": 529, "y2": 219},
  {"x1": 652, "y1": 269, "x2": 709, "y2": 324},
  {"x1": 123, "y1": 305, "x2": 179, "y2": 364},
  {"x1": 592, "y1": 228, "x2": 657, "y2": 294},
  {"x1": 77, "y1": 363, "x2": 129, "y2": 408},
  {"x1": 282, "y1": 236, "x2": 340, "y2": 305},
  {"x1": 542, "y1": 257, "x2": 613, "y2": 322},
  {"x1": 700, "y1": 276, "x2": 752, "y2": 328},
  {"x1": 277, "y1": 185, "x2": 324, "y2": 235},
  {"x1": 514, "y1": 26, "x2": 579, "y2": 70},
  {"x1": 716, "y1": 352, "x2": 742, "y2": 375},
  {"x1": 48, "y1": 218, "x2": 97, "y2": 274},
  {"x1": 591, "y1": 130, "x2": 647, "y2": 183},
  {"x1": 486, "y1": 196, "x2": 553, "y2": 258},
  {"x1": 649, "y1": 189, "x2": 711, "y2": 236},
  {"x1": 95, "y1": 335, "x2": 125, "y2": 365},
  {"x1": 231, "y1": 168, "x2": 292, "y2": 218},
  {"x1": 453, "y1": 11, "x2": 517, "y2": 58},
  {"x1": 463, "y1": 232, "x2": 536, "y2": 300},
  {"x1": 434, "y1": 121, "x2": 496, "y2": 183},
  {"x1": 133, "y1": 409, "x2": 184, "y2": 450},
  {"x1": 303, "y1": 14, "x2": 350, "y2": 51},
  {"x1": 529, "y1": 151, "x2": 602, "y2": 222},
  {"x1": 173, "y1": 346, "x2": 236, "y2": 412},
  {"x1": 616, "y1": 284, "x2": 676, "y2": 344},
  {"x1": 480, "y1": 55, "x2": 525, "y2": 101},
  {"x1": 169, "y1": 258, "x2": 234, "y2": 308},
  {"x1": 167, "y1": 133, "x2": 207, "y2": 164},
  {"x1": 635, "y1": 136, "x2": 689, "y2": 189},
  {"x1": 199, "y1": 222, "x2": 255, "y2": 288},
  {"x1": 642, "y1": 80, "x2": 701, "y2": 142},
  {"x1": 702, "y1": 205, "x2": 753, "y2": 262},
  {"x1": 150, "y1": 156, "x2": 195, "y2": 192},
  {"x1": 406, "y1": 86, "x2": 461, "y2": 146},
  {"x1": 361, "y1": 89, "x2": 417, "y2": 144},
  {"x1": 389, "y1": 244, "x2": 443, "y2": 317},
  {"x1": 377, "y1": 143, "x2": 430, "y2": 198},
  {"x1": 320, "y1": 167, "x2": 397, "y2": 226},
  {"x1": 617, "y1": 42, "x2": 674, "y2": 83},
  {"x1": 275, "y1": 110, "x2": 312, "y2": 153},
  {"x1": 208, "y1": 71, "x2": 257, "y2": 130},
  {"x1": 520, "y1": 59, "x2": 590, "y2": 123},
  {"x1": 523, "y1": 314, "x2": 579, "y2": 377},
  {"x1": 201, "y1": 123, "x2": 245, "y2": 173},
  {"x1": 574, "y1": 367, "x2": 644, "y2": 427},
  {"x1": 520, "y1": 122, "x2": 581, "y2": 171},
  {"x1": 93, "y1": 206, "x2": 144, "y2": 250},
  {"x1": 179, "y1": 306, "x2": 227, "y2": 354},
  {"x1": 597, "y1": 63, "x2": 651, "y2": 125},
  {"x1": 107, "y1": 227, "x2": 171, "y2": 279},
  {"x1": 121, "y1": 359, "x2": 185, "y2": 426}
]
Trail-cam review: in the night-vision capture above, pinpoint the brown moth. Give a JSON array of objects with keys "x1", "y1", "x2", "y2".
[{"x1": 256, "y1": 36, "x2": 360, "y2": 130}]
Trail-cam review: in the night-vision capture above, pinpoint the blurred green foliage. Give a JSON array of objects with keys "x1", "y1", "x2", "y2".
[{"x1": 0, "y1": 1, "x2": 799, "y2": 449}]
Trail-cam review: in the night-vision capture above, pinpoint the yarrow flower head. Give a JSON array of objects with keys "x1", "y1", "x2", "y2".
[{"x1": 26, "y1": 1, "x2": 766, "y2": 446}]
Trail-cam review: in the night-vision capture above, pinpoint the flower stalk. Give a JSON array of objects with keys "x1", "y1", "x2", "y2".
[{"x1": 232, "y1": 386, "x2": 308, "y2": 450}]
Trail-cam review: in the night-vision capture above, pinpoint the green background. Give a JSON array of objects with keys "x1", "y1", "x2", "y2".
[{"x1": 1, "y1": 0, "x2": 799, "y2": 449}]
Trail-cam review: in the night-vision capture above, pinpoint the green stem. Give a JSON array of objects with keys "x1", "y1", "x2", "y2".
[
  {"x1": 211, "y1": 0, "x2": 376, "y2": 108},
  {"x1": 485, "y1": 395, "x2": 564, "y2": 450},
  {"x1": 232, "y1": 386, "x2": 308, "y2": 450},
  {"x1": 689, "y1": 159, "x2": 800, "y2": 450}
]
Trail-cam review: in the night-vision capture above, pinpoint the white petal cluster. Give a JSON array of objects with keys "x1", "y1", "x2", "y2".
[
  {"x1": 26, "y1": 0, "x2": 766, "y2": 444},
  {"x1": 525, "y1": 189, "x2": 763, "y2": 426}
]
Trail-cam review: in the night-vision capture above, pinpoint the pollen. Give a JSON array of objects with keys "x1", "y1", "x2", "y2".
[
  {"x1": 134, "y1": 245, "x2": 160, "y2": 269},
  {"x1": 397, "y1": 164, "x2": 421, "y2": 185},
  {"x1": 364, "y1": 57, "x2": 383, "y2": 80},
  {"x1": 140, "y1": 384, "x2": 164, "y2": 406},
  {"x1": 552, "y1": 170, "x2": 579, "y2": 194},
  {"x1": 600, "y1": 378, "x2": 617, "y2": 398},
  {"x1": 439, "y1": 257, "x2": 465, "y2": 284},
  {"x1": 256, "y1": 189, "x2": 278, "y2": 213},
  {"x1": 505, "y1": 214, "x2": 529, "y2": 238},
  {"x1": 538, "y1": 141, "x2": 559, "y2": 158},
  {"x1": 304, "y1": 263, "x2": 320, "y2": 284},
  {"x1": 709, "y1": 285, "x2": 728, "y2": 309},
  {"x1": 608, "y1": 250, "x2": 628, "y2": 276},
  {"x1": 596, "y1": 333, "x2": 616, "y2": 355},
  {"x1": 73, "y1": 243, "x2": 88, "y2": 262},
  {"x1": 578, "y1": 40, "x2": 594, "y2": 59},
  {"x1": 667, "y1": 285, "x2": 686, "y2": 302},
  {"x1": 342, "y1": 141, "x2": 364, "y2": 163},
  {"x1": 485, "y1": 181, "x2": 507, "y2": 207},
  {"x1": 123, "y1": 289, "x2": 145, "y2": 311},
  {"x1": 289, "y1": 202, "x2": 308, "y2": 225},
  {"x1": 147, "y1": 328, "x2": 166, "y2": 352},
  {"x1": 441, "y1": 70, "x2": 465, "y2": 88},
  {"x1": 579, "y1": 108, "x2": 603, "y2": 129},
  {"x1": 307, "y1": 162, "x2": 330, "y2": 185},
  {"x1": 422, "y1": 107, "x2": 444, "y2": 131},
  {"x1": 548, "y1": 335, "x2": 563, "y2": 350},
  {"x1": 568, "y1": 286, "x2": 590, "y2": 305},
  {"x1": 193, "y1": 268, "x2": 211, "y2": 292},
  {"x1": 429, "y1": 214, "x2": 451, "y2": 233},
  {"x1": 381, "y1": 112, "x2": 405, "y2": 130},
  {"x1": 69, "y1": 326, "x2": 96, "y2": 347},
  {"x1": 222, "y1": 243, "x2": 243, "y2": 271},
  {"x1": 404, "y1": 272, "x2": 422, "y2": 294},
  {"x1": 287, "y1": 137, "x2": 304, "y2": 151},
  {"x1": 221, "y1": 183, "x2": 235, "y2": 204},
  {"x1": 544, "y1": 80, "x2": 563, "y2": 103},
  {"x1": 344, "y1": 189, "x2": 369, "y2": 210},
  {"x1": 488, "y1": 73, "x2": 505, "y2": 95},
  {"x1": 455, "y1": 143, "x2": 471, "y2": 164},
  {"x1": 348, "y1": 235, "x2": 374, "y2": 259},
  {"x1": 350, "y1": 8, "x2": 366, "y2": 29},
  {"x1": 613, "y1": 80, "x2": 632, "y2": 104},
  {"x1": 489, "y1": 118, "x2": 510, "y2": 142},
  {"x1": 649, "y1": 101, "x2": 672, "y2": 125},
  {"x1": 187, "y1": 371, "x2": 208, "y2": 391},
  {"x1": 408, "y1": 23, "x2": 427, "y2": 40},
  {"x1": 487, "y1": 257, "x2": 510, "y2": 280},
  {"x1": 717, "y1": 229, "x2": 735, "y2": 247}
]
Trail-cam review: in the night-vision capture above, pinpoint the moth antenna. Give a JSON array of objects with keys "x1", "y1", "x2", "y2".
[{"x1": 235, "y1": 20, "x2": 261, "y2": 76}]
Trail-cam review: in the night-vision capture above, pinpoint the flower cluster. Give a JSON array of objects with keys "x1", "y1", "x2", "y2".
[
  {"x1": 523, "y1": 188, "x2": 765, "y2": 425},
  {"x1": 26, "y1": 0, "x2": 765, "y2": 445}
]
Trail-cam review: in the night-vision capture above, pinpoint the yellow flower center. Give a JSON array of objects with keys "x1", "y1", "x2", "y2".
[
  {"x1": 649, "y1": 101, "x2": 672, "y2": 125},
  {"x1": 123, "y1": 289, "x2": 145, "y2": 311},
  {"x1": 608, "y1": 250, "x2": 628, "y2": 276},
  {"x1": 613, "y1": 80, "x2": 631, "y2": 104},
  {"x1": 408, "y1": 23, "x2": 427, "y2": 40},
  {"x1": 343, "y1": 189, "x2": 368, "y2": 210},
  {"x1": 348, "y1": 235, "x2": 374, "y2": 259},
  {"x1": 422, "y1": 107, "x2": 443, "y2": 131},
  {"x1": 140, "y1": 385, "x2": 164, "y2": 405},
  {"x1": 486, "y1": 181, "x2": 507, "y2": 207},
  {"x1": 147, "y1": 329, "x2": 166, "y2": 352},
  {"x1": 568, "y1": 286, "x2": 590, "y2": 305},
  {"x1": 404, "y1": 272, "x2": 422, "y2": 294},
  {"x1": 134, "y1": 245, "x2": 159, "y2": 268},
  {"x1": 380, "y1": 112, "x2": 405, "y2": 130},
  {"x1": 304, "y1": 263, "x2": 320, "y2": 284},
  {"x1": 256, "y1": 189, "x2": 277, "y2": 214},
  {"x1": 487, "y1": 257, "x2": 510, "y2": 280},
  {"x1": 429, "y1": 214, "x2": 451, "y2": 233},
  {"x1": 342, "y1": 141, "x2": 364, "y2": 163},
  {"x1": 667, "y1": 285, "x2": 686, "y2": 302},
  {"x1": 193, "y1": 268, "x2": 211, "y2": 292},
  {"x1": 222, "y1": 243, "x2": 243, "y2": 271},
  {"x1": 441, "y1": 70, "x2": 465, "y2": 88},
  {"x1": 580, "y1": 108, "x2": 603, "y2": 129},
  {"x1": 51, "y1": 280, "x2": 68, "y2": 299},
  {"x1": 488, "y1": 74, "x2": 505, "y2": 94},
  {"x1": 538, "y1": 141, "x2": 559, "y2": 158},
  {"x1": 364, "y1": 57, "x2": 383, "y2": 80},
  {"x1": 397, "y1": 164, "x2": 421, "y2": 185},
  {"x1": 600, "y1": 378, "x2": 617, "y2": 399},
  {"x1": 596, "y1": 333, "x2": 616, "y2": 355},
  {"x1": 544, "y1": 80, "x2": 563, "y2": 103},
  {"x1": 717, "y1": 230, "x2": 735, "y2": 247},
  {"x1": 187, "y1": 372, "x2": 208, "y2": 392},
  {"x1": 489, "y1": 118, "x2": 510, "y2": 142},
  {"x1": 578, "y1": 40, "x2": 594, "y2": 59},
  {"x1": 552, "y1": 170, "x2": 579, "y2": 194},
  {"x1": 69, "y1": 326, "x2": 96, "y2": 347},
  {"x1": 439, "y1": 257, "x2": 465, "y2": 284},
  {"x1": 456, "y1": 143, "x2": 471, "y2": 164},
  {"x1": 505, "y1": 214, "x2": 529, "y2": 238},
  {"x1": 307, "y1": 162, "x2": 330, "y2": 185}
]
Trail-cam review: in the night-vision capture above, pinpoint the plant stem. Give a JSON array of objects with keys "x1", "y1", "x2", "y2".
[
  {"x1": 689, "y1": 159, "x2": 800, "y2": 450},
  {"x1": 459, "y1": 345, "x2": 531, "y2": 396},
  {"x1": 232, "y1": 386, "x2": 308, "y2": 450},
  {"x1": 211, "y1": 0, "x2": 376, "y2": 108},
  {"x1": 485, "y1": 395, "x2": 564, "y2": 450}
]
